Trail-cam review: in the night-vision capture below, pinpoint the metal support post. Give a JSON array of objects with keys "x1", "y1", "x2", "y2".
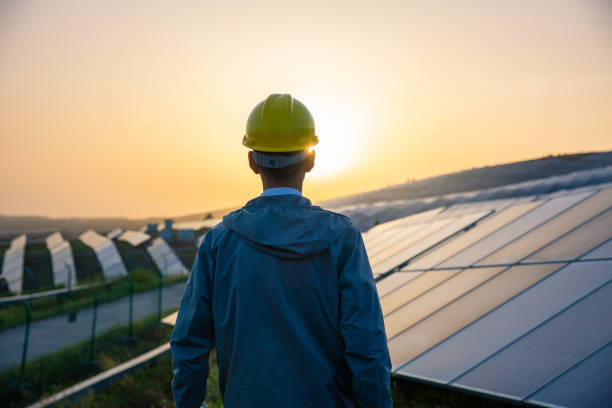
[{"x1": 20, "y1": 302, "x2": 31, "y2": 378}]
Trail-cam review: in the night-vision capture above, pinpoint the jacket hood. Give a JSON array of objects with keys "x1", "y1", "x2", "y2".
[{"x1": 222, "y1": 195, "x2": 351, "y2": 260}]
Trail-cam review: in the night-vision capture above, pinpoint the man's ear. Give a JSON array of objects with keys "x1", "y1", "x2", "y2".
[
  {"x1": 305, "y1": 150, "x2": 315, "y2": 173},
  {"x1": 248, "y1": 151, "x2": 261, "y2": 174}
]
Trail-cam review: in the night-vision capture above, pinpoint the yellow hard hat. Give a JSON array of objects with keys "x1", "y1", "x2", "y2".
[{"x1": 242, "y1": 94, "x2": 318, "y2": 152}]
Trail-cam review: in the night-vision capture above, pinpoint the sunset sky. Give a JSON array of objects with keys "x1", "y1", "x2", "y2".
[{"x1": 1, "y1": 0, "x2": 611, "y2": 218}]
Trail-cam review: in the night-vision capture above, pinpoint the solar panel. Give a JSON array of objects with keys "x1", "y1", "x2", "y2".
[
  {"x1": 79, "y1": 230, "x2": 127, "y2": 279},
  {"x1": 477, "y1": 188, "x2": 612, "y2": 266},
  {"x1": 383, "y1": 267, "x2": 505, "y2": 340},
  {"x1": 397, "y1": 260, "x2": 612, "y2": 383},
  {"x1": 453, "y1": 279, "x2": 612, "y2": 400},
  {"x1": 363, "y1": 207, "x2": 444, "y2": 240},
  {"x1": 376, "y1": 271, "x2": 422, "y2": 298},
  {"x1": 1, "y1": 234, "x2": 27, "y2": 293},
  {"x1": 527, "y1": 341, "x2": 612, "y2": 408},
  {"x1": 524, "y1": 208, "x2": 612, "y2": 263},
  {"x1": 581, "y1": 238, "x2": 612, "y2": 260},
  {"x1": 373, "y1": 212, "x2": 491, "y2": 275},
  {"x1": 438, "y1": 191, "x2": 593, "y2": 268},
  {"x1": 46, "y1": 232, "x2": 77, "y2": 287},
  {"x1": 118, "y1": 230, "x2": 151, "y2": 247},
  {"x1": 387, "y1": 263, "x2": 562, "y2": 371},
  {"x1": 366, "y1": 224, "x2": 428, "y2": 258},
  {"x1": 380, "y1": 269, "x2": 462, "y2": 316},
  {"x1": 370, "y1": 219, "x2": 456, "y2": 272},
  {"x1": 406, "y1": 201, "x2": 541, "y2": 270},
  {"x1": 146, "y1": 237, "x2": 188, "y2": 276},
  {"x1": 106, "y1": 228, "x2": 123, "y2": 240}
]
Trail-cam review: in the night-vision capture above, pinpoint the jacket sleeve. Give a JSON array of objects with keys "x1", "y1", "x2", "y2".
[
  {"x1": 171, "y1": 239, "x2": 215, "y2": 408},
  {"x1": 338, "y1": 225, "x2": 392, "y2": 408}
]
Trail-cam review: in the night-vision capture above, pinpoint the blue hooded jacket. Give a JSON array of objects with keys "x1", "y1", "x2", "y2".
[{"x1": 171, "y1": 194, "x2": 392, "y2": 407}]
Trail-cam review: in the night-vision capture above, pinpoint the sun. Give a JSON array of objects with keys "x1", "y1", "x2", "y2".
[{"x1": 307, "y1": 99, "x2": 361, "y2": 179}]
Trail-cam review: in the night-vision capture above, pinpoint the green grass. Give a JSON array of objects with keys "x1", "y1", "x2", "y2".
[
  {"x1": 59, "y1": 352, "x2": 223, "y2": 408},
  {"x1": 49, "y1": 352, "x2": 515, "y2": 408},
  {"x1": 0, "y1": 272, "x2": 188, "y2": 332},
  {"x1": 0, "y1": 310, "x2": 177, "y2": 408}
]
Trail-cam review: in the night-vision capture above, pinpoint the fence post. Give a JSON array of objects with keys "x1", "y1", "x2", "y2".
[
  {"x1": 89, "y1": 294, "x2": 98, "y2": 361},
  {"x1": 128, "y1": 277, "x2": 134, "y2": 339},
  {"x1": 20, "y1": 302, "x2": 31, "y2": 379},
  {"x1": 157, "y1": 271, "x2": 162, "y2": 322}
]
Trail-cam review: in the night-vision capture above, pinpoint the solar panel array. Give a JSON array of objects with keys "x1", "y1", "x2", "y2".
[
  {"x1": 117, "y1": 230, "x2": 151, "y2": 247},
  {"x1": 365, "y1": 186, "x2": 612, "y2": 407},
  {"x1": 45, "y1": 232, "x2": 78, "y2": 287},
  {"x1": 1, "y1": 234, "x2": 27, "y2": 293},
  {"x1": 79, "y1": 230, "x2": 128, "y2": 279},
  {"x1": 146, "y1": 237, "x2": 188, "y2": 276},
  {"x1": 106, "y1": 228, "x2": 123, "y2": 240}
]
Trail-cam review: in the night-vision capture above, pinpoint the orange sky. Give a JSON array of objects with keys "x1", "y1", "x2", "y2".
[{"x1": 1, "y1": 0, "x2": 611, "y2": 218}]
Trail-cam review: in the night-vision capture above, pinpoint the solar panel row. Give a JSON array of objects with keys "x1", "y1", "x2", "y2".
[
  {"x1": 368, "y1": 186, "x2": 612, "y2": 407},
  {"x1": 45, "y1": 232, "x2": 77, "y2": 288},
  {"x1": 146, "y1": 237, "x2": 188, "y2": 276},
  {"x1": 1, "y1": 234, "x2": 27, "y2": 293},
  {"x1": 79, "y1": 230, "x2": 128, "y2": 279}
]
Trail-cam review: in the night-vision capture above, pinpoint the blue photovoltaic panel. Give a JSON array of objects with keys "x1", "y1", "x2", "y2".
[
  {"x1": 478, "y1": 189, "x2": 612, "y2": 265},
  {"x1": 527, "y1": 341, "x2": 612, "y2": 408},
  {"x1": 525, "y1": 208, "x2": 612, "y2": 263},
  {"x1": 366, "y1": 224, "x2": 427, "y2": 258},
  {"x1": 383, "y1": 267, "x2": 505, "y2": 340},
  {"x1": 454, "y1": 279, "x2": 612, "y2": 400},
  {"x1": 373, "y1": 212, "x2": 490, "y2": 275},
  {"x1": 147, "y1": 237, "x2": 188, "y2": 276},
  {"x1": 437, "y1": 191, "x2": 593, "y2": 268},
  {"x1": 376, "y1": 271, "x2": 422, "y2": 298},
  {"x1": 581, "y1": 238, "x2": 612, "y2": 260},
  {"x1": 370, "y1": 218, "x2": 455, "y2": 270},
  {"x1": 406, "y1": 201, "x2": 541, "y2": 270},
  {"x1": 388, "y1": 263, "x2": 562, "y2": 371},
  {"x1": 397, "y1": 261, "x2": 612, "y2": 383}
]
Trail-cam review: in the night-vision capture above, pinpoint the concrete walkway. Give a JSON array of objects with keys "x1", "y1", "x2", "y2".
[{"x1": 0, "y1": 281, "x2": 186, "y2": 371}]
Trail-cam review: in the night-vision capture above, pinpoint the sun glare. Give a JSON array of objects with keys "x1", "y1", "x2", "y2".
[{"x1": 308, "y1": 100, "x2": 361, "y2": 179}]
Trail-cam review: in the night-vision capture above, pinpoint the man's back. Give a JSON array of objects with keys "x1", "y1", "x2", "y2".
[{"x1": 171, "y1": 194, "x2": 391, "y2": 407}]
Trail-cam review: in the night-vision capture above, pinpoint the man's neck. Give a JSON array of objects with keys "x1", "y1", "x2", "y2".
[{"x1": 262, "y1": 180, "x2": 303, "y2": 193}]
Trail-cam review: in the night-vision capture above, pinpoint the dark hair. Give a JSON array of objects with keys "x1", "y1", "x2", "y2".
[{"x1": 257, "y1": 150, "x2": 307, "y2": 183}]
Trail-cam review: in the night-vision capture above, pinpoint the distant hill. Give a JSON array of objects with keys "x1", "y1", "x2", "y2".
[
  {"x1": 322, "y1": 151, "x2": 612, "y2": 208},
  {"x1": 0, "y1": 206, "x2": 236, "y2": 241}
]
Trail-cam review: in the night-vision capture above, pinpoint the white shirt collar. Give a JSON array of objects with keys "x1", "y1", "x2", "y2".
[{"x1": 260, "y1": 187, "x2": 302, "y2": 197}]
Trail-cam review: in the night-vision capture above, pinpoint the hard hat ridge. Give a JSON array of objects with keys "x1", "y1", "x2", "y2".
[{"x1": 243, "y1": 94, "x2": 318, "y2": 152}]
